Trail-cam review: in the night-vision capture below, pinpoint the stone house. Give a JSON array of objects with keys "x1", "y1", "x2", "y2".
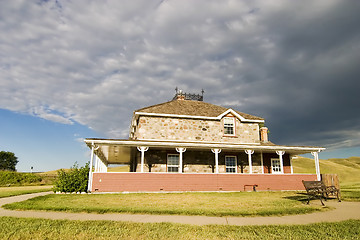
[{"x1": 85, "y1": 90, "x2": 324, "y2": 192}]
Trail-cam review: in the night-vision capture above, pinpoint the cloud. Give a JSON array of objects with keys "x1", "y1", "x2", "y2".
[
  {"x1": 0, "y1": 0, "x2": 359, "y2": 150},
  {"x1": 30, "y1": 106, "x2": 74, "y2": 125}
]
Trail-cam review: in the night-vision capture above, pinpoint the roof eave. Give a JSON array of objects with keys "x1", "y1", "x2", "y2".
[{"x1": 133, "y1": 111, "x2": 265, "y2": 123}]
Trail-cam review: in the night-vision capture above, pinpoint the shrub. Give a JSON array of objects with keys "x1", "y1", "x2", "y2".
[
  {"x1": 0, "y1": 171, "x2": 42, "y2": 186},
  {"x1": 53, "y1": 162, "x2": 89, "y2": 193}
]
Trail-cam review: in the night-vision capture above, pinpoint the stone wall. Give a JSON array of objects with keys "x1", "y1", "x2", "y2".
[{"x1": 135, "y1": 114, "x2": 260, "y2": 143}]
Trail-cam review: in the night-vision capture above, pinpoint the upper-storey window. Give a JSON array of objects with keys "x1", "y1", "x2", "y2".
[{"x1": 223, "y1": 117, "x2": 235, "y2": 136}]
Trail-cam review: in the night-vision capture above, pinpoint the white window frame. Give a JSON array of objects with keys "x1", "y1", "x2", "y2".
[
  {"x1": 223, "y1": 117, "x2": 235, "y2": 136},
  {"x1": 167, "y1": 154, "x2": 179, "y2": 173},
  {"x1": 271, "y1": 158, "x2": 282, "y2": 174},
  {"x1": 225, "y1": 156, "x2": 237, "y2": 173}
]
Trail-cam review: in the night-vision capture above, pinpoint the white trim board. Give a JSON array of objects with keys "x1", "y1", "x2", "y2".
[{"x1": 134, "y1": 111, "x2": 265, "y2": 123}]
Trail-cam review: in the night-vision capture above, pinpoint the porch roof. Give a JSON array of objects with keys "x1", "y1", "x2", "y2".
[{"x1": 84, "y1": 138, "x2": 325, "y2": 164}]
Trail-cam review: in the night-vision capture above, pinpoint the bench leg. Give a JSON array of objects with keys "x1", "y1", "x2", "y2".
[
  {"x1": 323, "y1": 193, "x2": 328, "y2": 202},
  {"x1": 337, "y1": 191, "x2": 341, "y2": 202}
]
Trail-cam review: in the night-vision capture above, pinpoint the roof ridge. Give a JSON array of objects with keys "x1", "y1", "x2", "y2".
[{"x1": 135, "y1": 100, "x2": 175, "y2": 112}]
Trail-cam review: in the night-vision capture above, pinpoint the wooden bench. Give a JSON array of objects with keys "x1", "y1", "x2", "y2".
[{"x1": 302, "y1": 180, "x2": 341, "y2": 206}]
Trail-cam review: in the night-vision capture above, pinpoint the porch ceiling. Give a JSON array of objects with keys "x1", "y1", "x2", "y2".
[{"x1": 85, "y1": 138, "x2": 325, "y2": 165}]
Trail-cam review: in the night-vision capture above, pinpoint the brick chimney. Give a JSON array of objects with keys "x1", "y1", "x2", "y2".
[
  {"x1": 260, "y1": 127, "x2": 268, "y2": 143},
  {"x1": 177, "y1": 94, "x2": 185, "y2": 101},
  {"x1": 176, "y1": 90, "x2": 185, "y2": 100}
]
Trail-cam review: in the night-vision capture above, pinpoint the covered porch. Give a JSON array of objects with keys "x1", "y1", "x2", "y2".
[{"x1": 85, "y1": 139, "x2": 325, "y2": 192}]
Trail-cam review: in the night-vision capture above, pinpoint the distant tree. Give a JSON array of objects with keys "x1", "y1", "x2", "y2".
[{"x1": 0, "y1": 151, "x2": 18, "y2": 171}]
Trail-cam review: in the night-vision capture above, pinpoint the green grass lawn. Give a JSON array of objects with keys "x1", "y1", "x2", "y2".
[
  {"x1": 0, "y1": 217, "x2": 359, "y2": 240},
  {"x1": 3, "y1": 191, "x2": 329, "y2": 217},
  {"x1": 0, "y1": 185, "x2": 52, "y2": 198}
]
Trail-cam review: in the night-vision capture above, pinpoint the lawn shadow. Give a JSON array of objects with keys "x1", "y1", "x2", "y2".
[
  {"x1": 282, "y1": 192, "x2": 309, "y2": 203},
  {"x1": 283, "y1": 192, "x2": 341, "y2": 205}
]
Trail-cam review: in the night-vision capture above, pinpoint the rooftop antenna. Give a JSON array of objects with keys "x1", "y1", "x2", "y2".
[{"x1": 172, "y1": 87, "x2": 203, "y2": 101}]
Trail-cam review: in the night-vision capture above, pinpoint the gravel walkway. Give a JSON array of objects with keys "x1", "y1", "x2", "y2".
[{"x1": 1, "y1": 192, "x2": 359, "y2": 226}]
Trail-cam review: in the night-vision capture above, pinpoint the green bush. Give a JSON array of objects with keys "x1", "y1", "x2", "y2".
[
  {"x1": 0, "y1": 171, "x2": 42, "y2": 186},
  {"x1": 53, "y1": 162, "x2": 89, "y2": 193}
]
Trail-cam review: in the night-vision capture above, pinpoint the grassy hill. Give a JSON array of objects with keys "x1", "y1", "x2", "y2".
[
  {"x1": 107, "y1": 165, "x2": 129, "y2": 172},
  {"x1": 292, "y1": 156, "x2": 360, "y2": 188}
]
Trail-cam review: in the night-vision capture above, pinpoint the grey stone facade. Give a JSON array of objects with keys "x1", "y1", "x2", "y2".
[{"x1": 134, "y1": 114, "x2": 260, "y2": 144}]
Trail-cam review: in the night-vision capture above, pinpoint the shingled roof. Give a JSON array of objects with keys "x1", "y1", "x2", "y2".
[{"x1": 135, "y1": 99, "x2": 264, "y2": 121}]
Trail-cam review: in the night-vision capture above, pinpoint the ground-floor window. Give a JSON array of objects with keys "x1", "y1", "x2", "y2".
[
  {"x1": 167, "y1": 154, "x2": 179, "y2": 172},
  {"x1": 271, "y1": 158, "x2": 282, "y2": 174},
  {"x1": 225, "y1": 156, "x2": 237, "y2": 173}
]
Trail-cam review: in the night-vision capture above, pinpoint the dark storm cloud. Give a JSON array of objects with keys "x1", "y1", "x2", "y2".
[{"x1": 242, "y1": 0, "x2": 360, "y2": 148}]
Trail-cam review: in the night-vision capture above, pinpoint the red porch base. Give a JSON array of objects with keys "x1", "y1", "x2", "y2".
[{"x1": 91, "y1": 173, "x2": 317, "y2": 192}]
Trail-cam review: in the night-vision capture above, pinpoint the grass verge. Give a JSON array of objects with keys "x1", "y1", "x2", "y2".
[
  {"x1": 3, "y1": 191, "x2": 328, "y2": 217},
  {"x1": 0, "y1": 186, "x2": 52, "y2": 198},
  {"x1": 341, "y1": 189, "x2": 360, "y2": 202},
  {"x1": 338, "y1": 182, "x2": 360, "y2": 202},
  {"x1": 0, "y1": 217, "x2": 359, "y2": 240}
]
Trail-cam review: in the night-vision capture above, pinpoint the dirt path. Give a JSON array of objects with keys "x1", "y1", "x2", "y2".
[{"x1": 1, "y1": 192, "x2": 359, "y2": 226}]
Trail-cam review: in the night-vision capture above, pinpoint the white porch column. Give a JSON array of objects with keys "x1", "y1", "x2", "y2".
[
  {"x1": 137, "y1": 146, "x2": 149, "y2": 173},
  {"x1": 290, "y1": 155, "x2": 294, "y2": 174},
  {"x1": 94, "y1": 156, "x2": 99, "y2": 172},
  {"x1": 98, "y1": 159, "x2": 107, "y2": 173},
  {"x1": 98, "y1": 158, "x2": 102, "y2": 172},
  {"x1": 103, "y1": 163, "x2": 108, "y2": 172},
  {"x1": 99, "y1": 157, "x2": 104, "y2": 172},
  {"x1": 260, "y1": 151, "x2": 264, "y2": 174},
  {"x1": 176, "y1": 148, "x2": 186, "y2": 173},
  {"x1": 87, "y1": 144, "x2": 99, "y2": 192},
  {"x1": 245, "y1": 150, "x2": 254, "y2": 174},
  {"x1": 87, "y1": 144, "x2": 95, "y2": 192},
  {"x1": 211, "y1": 149, "x2": 222, "y2": 173},
  {"x1": 311, "y1": 151, "x2": 321, "y2": 181},
  {"x1": 276, "y1": 151, "x2": 285, "y2": 174}
]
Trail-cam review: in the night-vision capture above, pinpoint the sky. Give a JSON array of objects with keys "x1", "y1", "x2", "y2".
[{"x1": 1, "y1": 0, "x2": 360, "y2": 172}]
